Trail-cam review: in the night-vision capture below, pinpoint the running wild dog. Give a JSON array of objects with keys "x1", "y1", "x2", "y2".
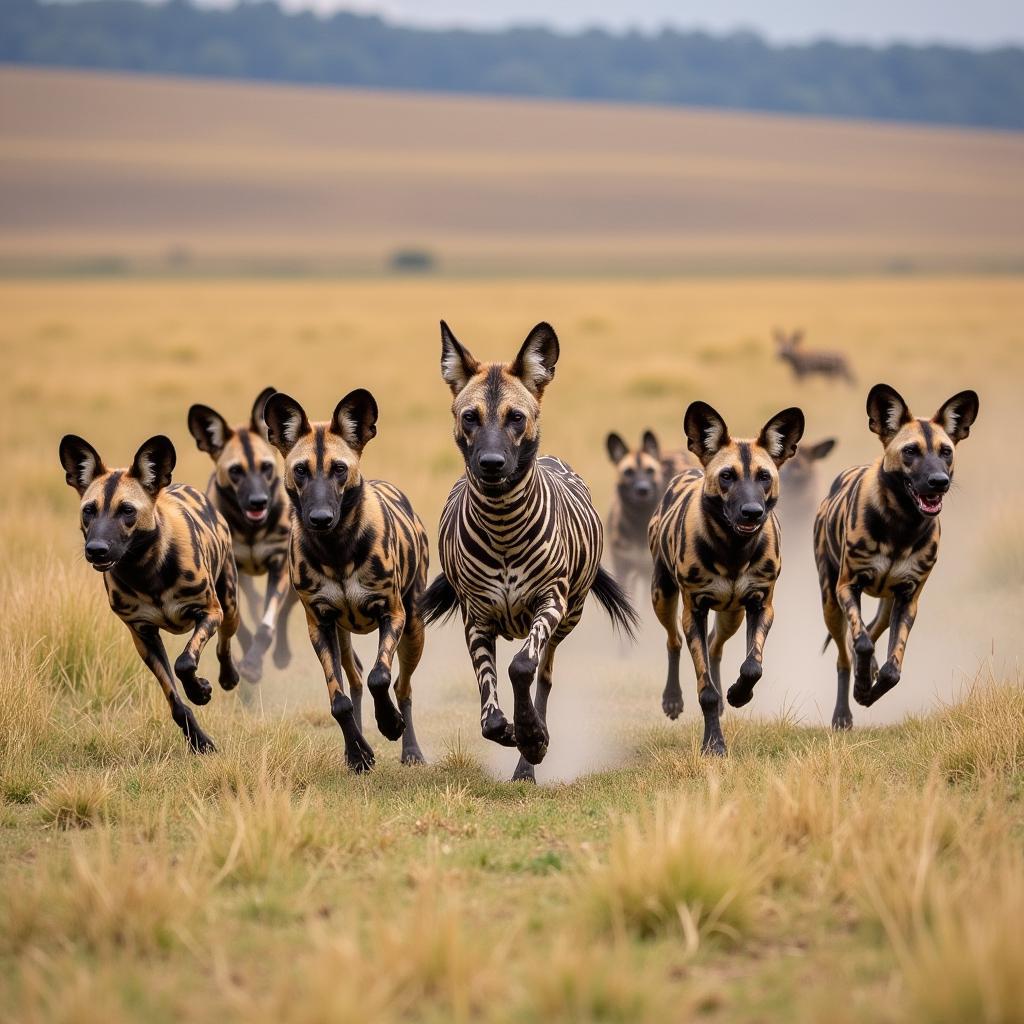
[
  {"x1": 649, "y1": 402, "x2": 805, "y2": 755},
  {"x1": 263, "y1": 389, "x2": 429, "y2": 772},
  {"x1": 815, "y1": 384, "x2": 979, "y2": 729},
  {"x1": 778, "y1": 437, "x2": 837, "y2": 521},
  {"x1": 188, "y1": 386, "x2": 296, "y2": 683},
  {"x1": 59, "y1": 434, "x2": 239, "y2": 753},
  {"x1": 605, "y1": 429, "x2": 696, "y2": 597},
  {"x1": 421, "y1": 322, "x2": 638, "y2": 782},
  {"x1": 774, "y1": 328, "x2": 855, "y2": 384}
]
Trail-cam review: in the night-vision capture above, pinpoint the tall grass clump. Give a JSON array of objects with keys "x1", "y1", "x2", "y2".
[
  {"x1": 577, "y1": 790, "x2": 767, "y2": 945},
  {"x1": 37, "y1": 769, "x2": 114, "y2": 828}
]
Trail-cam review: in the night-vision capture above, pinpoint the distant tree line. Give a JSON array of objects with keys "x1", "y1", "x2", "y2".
[{"x1": 4, "y1": 0, "x2": 1024, "y2": 130}]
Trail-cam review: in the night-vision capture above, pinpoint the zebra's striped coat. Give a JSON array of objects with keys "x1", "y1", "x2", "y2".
[{"x1": 423, "y1": 321, "x2": 636, "y2": 781}]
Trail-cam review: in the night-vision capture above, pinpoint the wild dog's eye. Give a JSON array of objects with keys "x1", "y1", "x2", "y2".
[
  {"x1": 645, "y1": 466, "x2": 656, "y2": 476},
  {"x1": 939, "y1": 444, "x2": 953, "y2": 458},
  {"x1": 292, "y1": 463, "x2": 308, "y2": 481},
  {"x1": 719, "y1": 468, "x2": 736, "y2": 484},
  {"x1": 117, "y1": 502, "x2": 136, "y2": 518},
  {"x1": 756, "y1": 469, "x2": 772, "y2": 484},
  {"x1": 623, "y1": 467, "x2": 635, "y2": 478},
  {"x1": 507, "y1": 410, "x2": 526, "y2": 428},
  {"x1": 82, "y1": 502, "x2": 97, "y2": 521},
  {"x1": 261, "y1": 461, "x2": 274, "y2": 477},
  {"x1": 228, "y1": 465, "x2": 244, "y2": 482},
  {"x1": 330, "y1": 460, "x2": 348, "y2": 480},
  {"x1": 902, "y1": 445, "x2": 920, "y2": 459},
  {"x1": 461, "y1": 409, "x2": 479, "y2": 427}
]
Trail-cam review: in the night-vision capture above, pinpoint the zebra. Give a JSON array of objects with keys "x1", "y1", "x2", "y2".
[{"x1": 421, "y1": 321, "x2": 637, "y2": 782}]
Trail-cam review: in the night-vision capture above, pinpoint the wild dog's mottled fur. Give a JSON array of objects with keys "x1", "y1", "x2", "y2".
[
  {"x1": 815, "y1": 384, "x2": 979, "y2": 728},
  {"x1": 775, "y1": 328, "x2": 855, "y2": 384},
  {"x1": 264, "y1": 389, "x2": 429, "y2": 772},
  {"x1": 59, "y1": 434, "x2": 239, "y2": 753},
  {"x1": 605, "y1": 429, "x2": 697, "y2": 597},
  {"x1": 649, "y1": 402, "x2": 804, "y2": 755},
  {"x1": 778, "y1": 437, "x2": 837, "y2": 521},
  {"x1": 188, "y1": 387, "x2": 296, "y2": 683},
  {"x1": 421, "y1": 321, "x2": 637, "y2": 782}
]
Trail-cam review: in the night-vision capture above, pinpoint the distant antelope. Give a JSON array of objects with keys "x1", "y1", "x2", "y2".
[{"x1": 774, "y1": 329, "x2": 855, "y2": 384}]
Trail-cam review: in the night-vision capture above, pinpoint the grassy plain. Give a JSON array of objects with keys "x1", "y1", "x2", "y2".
[{"x1": 1, "y1": 275, "x2": 1022, "y2": 1022}]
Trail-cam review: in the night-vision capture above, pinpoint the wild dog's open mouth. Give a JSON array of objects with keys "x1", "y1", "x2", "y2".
[
  {"x1": 908, "y1": 484, "x2": 943, "y2": 516},
  {"x1": 245, "y1": 509, "x2": 269, "y2": 524},
  {"x1": 90, "y1": 560, "x2": 115, "y2": 572},
  {"x1": 734, "y1": 521, "x2": 762, "y2": 535}
]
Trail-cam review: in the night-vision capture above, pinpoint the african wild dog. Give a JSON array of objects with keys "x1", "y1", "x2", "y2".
[
  {"x1": 815, "y1": 384, "x2": 979, "y2": 729},
  {"x1": 605, "y1": 429, "x2": 696, "y2": 598},
  {"x1": 188, "y1": 387, "x2": 296, "y2": 683},
  {"x1": 59, "y1": 434, "x2": 239, "y2": 753},
  {"x1": 263, "y1": 389, "x2": 429, "y2": 772},
  {"x1": 421, "y1": 321, "x2": 638, "y2": 782},
  {"x1": 778, "y1": 437, "x2": 837, "y2": 521},
  {"x1": 774, "y1": 328, "x2": 855, "y2": 384},
  {"x1": 649, "y1": 402, "x2": 804, "y2": 755}
]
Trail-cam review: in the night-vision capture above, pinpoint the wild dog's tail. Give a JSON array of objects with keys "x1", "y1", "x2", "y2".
[
  {"x1": 420, "y1": 572, "x2": 460, "y2": 626},
  {"x1": 821, "y1": 635, "x2": 833, "y2": 653},
  {"x1": 591, "y1": 567, "x2": 640, "y2": 642}
]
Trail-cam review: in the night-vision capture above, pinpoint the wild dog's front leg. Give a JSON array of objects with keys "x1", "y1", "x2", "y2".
[
  {"x1": 509, "y1": 591, "x2": 566, "y2": 766},
  {"x1": 214, "y1": 557, "x2": 240, "y2": 692},
  {"x1": 465, "y1": 621, "x2": 516, "y2": 747},
  {"x1": 338, "y1": 628, "x2": 364, "y2": 733},
  {"x1": 305, "y1": 606, "x2": 374, "y2": 773},
  {"x1": 130, "y1": 625, "x2": 215, "y2": 753},
  {"x1": 836, "y1": 572, "x2": 874, "y2": 703},
  {"x1": 652, "y1": 561, "x2": 684, "y2": 719},
  {"x1": 861, "y1": 591, "x2": 920, "y2": 707},
  {"x1": 708, "y1": 609, "x2": 743, "y2": 715},
  {"x1": 238, "y1": 559, "x2": 291, "y2": 683},
  {"x1": 174, "y1": 603, "x2": 224, "y2": 705},
  {"x1": 727, "y1": 597, "x2": 775, "y2": 708},
  {"x1": 273, "y1": 587, "x2": 298, "y2": 669},
  {"x1": 682, "y1": 599, "x2": 725, "y2": 755},
  {"x1": 367, "y1": 604, "x2": 407, "y2": 742}
]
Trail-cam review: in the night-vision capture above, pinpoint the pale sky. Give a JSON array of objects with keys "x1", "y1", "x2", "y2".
[{"x1": 257, "y1": 0, "x2": 1023, "y2": 48}]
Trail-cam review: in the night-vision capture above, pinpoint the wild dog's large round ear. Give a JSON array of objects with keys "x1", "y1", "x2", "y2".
[
  {"x1": 606, "y1": 432, "x2": 628, "y2": 464},
  {"x1": 187, "y1": 404, "x2": 233, "y2": 458},
  {"x1": 641, "y1": 429, "x2": 661, "y2": 460},
  {"x1": 263, "y1": 392, "x2": 311, "y2": 456},
  {"x1": 511, "y1": 322, "x2": 559, "y2": 398},
  {"x1": 866, "y1": 383, "x2": 912, "y2": 445},
  {"x1": 59, "y1": 434, "x2": 106, "y2": 496},
  {"x1": 440, "y1": 321, "x2": 481, "y2": 397},
  {"x1": 332, "y1": 388, "x2": 379, "y2": 453},
  {"x1": 807, "y1": 438, "x2": 837, "y2": 461},
  {"x1": 932, "y1": 390, "x2": 979, "y2": 444},
  {"x1": 758, "y1": 408, "x2": 805, "y2": 467},
  {"x1": 683, "y1": 401, "x2": 730, "y2": 466},
  {"x1": 250, "y1": 386, "x2": 277, "y2": 437},
  {"x1": 130, "y1": 436, "x2": 176, "y2": 496}
]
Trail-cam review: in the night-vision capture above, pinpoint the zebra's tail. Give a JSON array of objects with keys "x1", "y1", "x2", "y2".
[
  {"x1": 420, "y1": 572, "x2": 460, "y2": 626},
  {"x1": 590, "y1": 567, "x2": 640, "y2": 643}
]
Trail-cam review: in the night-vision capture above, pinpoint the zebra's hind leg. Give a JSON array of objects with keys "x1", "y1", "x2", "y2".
[{"x1": 512, "y1": 646, "x2": 557, "y2": 783}]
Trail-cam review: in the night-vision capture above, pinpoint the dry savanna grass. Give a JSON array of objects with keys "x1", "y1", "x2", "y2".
[{"x1": 0, "y1": 274, "x2": 1022, "y2": 1021}]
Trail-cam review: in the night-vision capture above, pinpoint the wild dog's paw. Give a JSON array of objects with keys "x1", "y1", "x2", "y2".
[
  {"x1": 831, "y1": 706, "x2": 854, "y2": 730},
  {"x1": 345, "y1": 732, "x2": 376, "y2": 774},
  {"x1": 219, "y1": 656, "x2": 240, "y2": 691}
]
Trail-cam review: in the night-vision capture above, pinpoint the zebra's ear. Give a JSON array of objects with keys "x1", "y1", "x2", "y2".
[
  {"x1": 684, "y1": 401, "x2": 730, "y2": 466},
  {"x1": 511, "y1": 322, "x2": 559, "y2": 398},
  {"x1": 867, "y1": 383, "x2": 912, "y2": 445},
  {"x1": 440, "y1": 321, "x2": 481, "y2": 396}
]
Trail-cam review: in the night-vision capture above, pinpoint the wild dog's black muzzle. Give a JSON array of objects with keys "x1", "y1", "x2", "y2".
[{"x1": 85, "y1": 539, "x2": 111, "y2": 564}]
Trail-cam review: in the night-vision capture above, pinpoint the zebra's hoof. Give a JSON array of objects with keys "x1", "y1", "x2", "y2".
[{"x1": 482, "y1": 709, "x2": 517, "y2": 747}]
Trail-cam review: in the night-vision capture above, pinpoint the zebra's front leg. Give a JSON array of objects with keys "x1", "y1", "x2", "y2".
[
  {"x1": 512, "y1": 644, "x2": 557, "y2": 783},
  {"x1": 466, "y1": 621, "x2": 516, "y2": 747},
  {"x1": 509, "y1": 593, "x2": 566, "y2": 766}
]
